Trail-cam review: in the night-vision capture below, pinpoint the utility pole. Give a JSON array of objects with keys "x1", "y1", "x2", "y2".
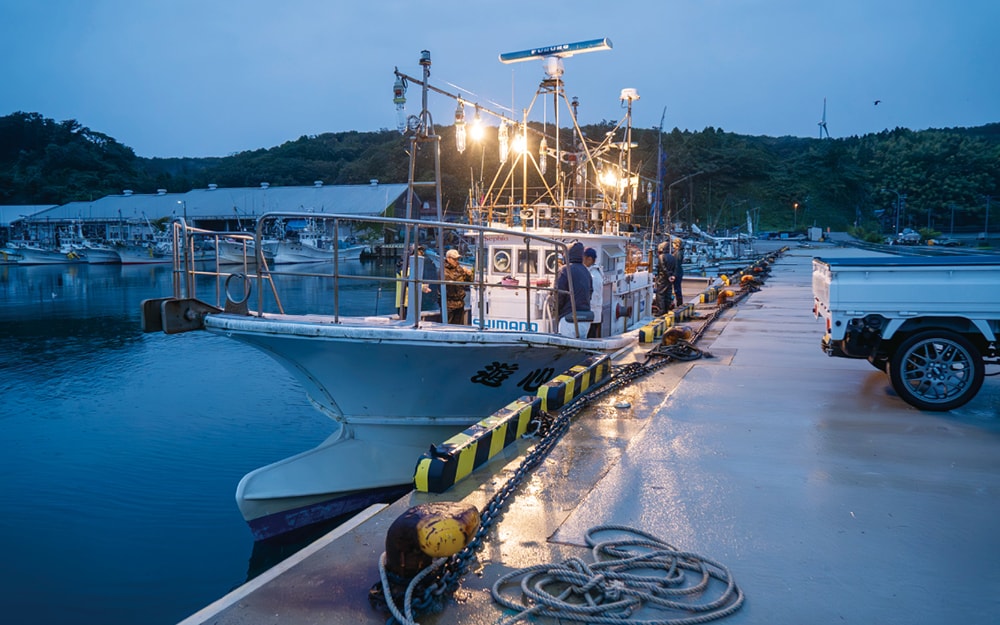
[
  {"x1": 881, "y1": 189, "x2": 904, "y2": 238},
  {"x1": 985, "y1": 195, "x2": 992, "y2": 242},
  {"x1": 667, "y1": 171, "x2": 703, "y2": 230}
]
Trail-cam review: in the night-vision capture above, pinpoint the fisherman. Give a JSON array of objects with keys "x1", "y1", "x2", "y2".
[
  {"x1": 582, "y1": 247, "x2": 604, "y2": 337},
  {"x1": 672, "y1": 237, "x2": 686, "y2": 307},
  {"x1": 555, "y1": 242, "x2": 593, "y2": 337},
  {"x1": 655, "y1": 240, "x2": 676, "y2": 314},
  {"x1": 416, "y1": 246, "x2": 441, "y2": 314},
  {"x1": 443, "y1": 249, "x2": 472, "y2": 324}
]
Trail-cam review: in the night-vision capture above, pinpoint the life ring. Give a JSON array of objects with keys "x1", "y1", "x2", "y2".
[
  {"x1": 493, "y1": 249, "x2": 511, "y2": 273},
  {"x1": 225, "y1": 272, "x2": 252, "y2": 306},
  {"x1": 545, "y1": 250, "x2": 559, "y2": 274}
]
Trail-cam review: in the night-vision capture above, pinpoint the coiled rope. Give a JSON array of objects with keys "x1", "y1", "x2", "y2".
[{"x1": 491, "y1": 525, "x2": 744, "y2": 625}]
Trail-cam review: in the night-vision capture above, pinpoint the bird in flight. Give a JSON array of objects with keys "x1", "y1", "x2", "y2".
[{"x1": 874, "y1": 99, "x2": 882, "y2": 106}]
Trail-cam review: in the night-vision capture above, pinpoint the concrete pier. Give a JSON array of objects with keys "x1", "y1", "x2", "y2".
[{"x1": 179, "y1": 242, "x2": 1000, "y2": 625}]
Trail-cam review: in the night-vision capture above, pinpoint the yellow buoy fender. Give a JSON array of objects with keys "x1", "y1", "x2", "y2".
[{"x1": 384, "y1": 502, "x2": 480, "y2": 579}]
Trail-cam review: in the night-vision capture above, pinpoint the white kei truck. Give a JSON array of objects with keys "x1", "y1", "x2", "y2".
[{"x1": 812, "y1": 255, "x2": 1000, "y2": 411}]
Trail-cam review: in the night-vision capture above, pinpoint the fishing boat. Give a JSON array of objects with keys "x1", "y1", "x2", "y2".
[
  {"x1": 0, "y1": 248, "x2": 24, "y2": 265},
  {"x1": 79, "y1": 240, "x2": 122, "y2": 264},
  {"x1": 60, "y1": 224, "x2": 122, "y2": 264},
  {"x1": 271, "y1": 218, "x2": 367, "y2": 264},
  {"x1": 213, "y1": 235, "x2": 276, "y2": 265},
  {"x1": 114, "y1": 241, "x2": 171, "y2": 265},
  {"x1": 142, "y1": 39, "x2": 658, "y2": 539},
  {"x1": 2, "y1": 241, "x2": 85, "y2": 265}
]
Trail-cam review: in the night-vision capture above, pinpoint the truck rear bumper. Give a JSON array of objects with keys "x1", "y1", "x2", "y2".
[{"x1": 822, "y1": 333, "x2": 859, "y2": 359}]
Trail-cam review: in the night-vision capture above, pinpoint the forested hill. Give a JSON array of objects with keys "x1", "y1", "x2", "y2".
[{"x1": 1, "y1": 110, "x2": 997, "y2": 234}]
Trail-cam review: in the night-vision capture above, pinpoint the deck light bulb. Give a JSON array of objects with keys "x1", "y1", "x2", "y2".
[
  {"x1": 512, "y1": 132, "x2": 526, "y2": 155},
  {"x1": 393, "y1": 76, "x2": 407, "y2": 134},
  {"x1": 601, "y1": 170, "x2": 619, "y2": 188},
  {"x1": 470, "y1": 108, "x2": 485, "y2": 142},
  {"x1": 454, "y1": 102, "x2": 466, "y2": 154}
]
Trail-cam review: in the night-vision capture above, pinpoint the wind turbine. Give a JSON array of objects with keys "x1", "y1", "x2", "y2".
[{"x1": 818, "y1": 97, "x2": 830, "y2": 138}]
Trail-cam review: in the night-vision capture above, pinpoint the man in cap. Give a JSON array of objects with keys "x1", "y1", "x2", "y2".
[{"x1": 444, "y1": 248, "x2": 472, "y2": 324}]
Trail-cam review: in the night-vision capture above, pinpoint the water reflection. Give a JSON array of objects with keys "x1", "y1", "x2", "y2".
[{"x1": 0, "y1": 261, "x2": 401, "y2": 625}]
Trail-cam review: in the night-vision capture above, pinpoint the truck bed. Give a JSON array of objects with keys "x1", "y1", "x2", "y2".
[{"x1": 813, "y1": 256, "x2": 1000, "y2": 338}]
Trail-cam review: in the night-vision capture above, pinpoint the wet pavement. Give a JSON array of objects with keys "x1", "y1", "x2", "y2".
[{"x1": 179, "y1": 241, "x2": 1000, "y2": 625}]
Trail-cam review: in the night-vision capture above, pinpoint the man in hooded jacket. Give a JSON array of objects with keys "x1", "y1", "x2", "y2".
[{"x1": 555, "y1": 241, "x2": 593, "y2": 337}]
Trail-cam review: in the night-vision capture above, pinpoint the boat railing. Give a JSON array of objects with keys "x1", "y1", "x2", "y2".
[
  {"x1": 166, "y1": 221, "x2": 280, "y2": 309},
  {"x1": 470, "y1": 199, "x2": 628, "y2": 235},
  {"x1": 166, "y1": 213, "x2": 590, "y2": 334}
]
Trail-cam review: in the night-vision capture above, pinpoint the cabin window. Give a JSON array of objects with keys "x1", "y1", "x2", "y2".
[
  {"x1": 605, "y1": 244, "x2": 626, "y2": 274},
  {"x1": 517, "y1": 249, "x2": 539, "y2": 275},
  {"x1": 492, "y1": 248, "x2": 512, "y2": 273}
]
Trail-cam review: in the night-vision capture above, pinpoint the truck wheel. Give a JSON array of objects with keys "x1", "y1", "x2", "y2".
[{"x1": 888, "y1": 330, "x2": 984, "y2": 411}]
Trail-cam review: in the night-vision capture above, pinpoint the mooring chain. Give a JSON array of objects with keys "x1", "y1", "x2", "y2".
[
  {"x1": 399, "y1": 319, "x2": 711, "y2": 616},
  {"x1": 395, "y1": 258, "x2": 779, "y2": 620}
]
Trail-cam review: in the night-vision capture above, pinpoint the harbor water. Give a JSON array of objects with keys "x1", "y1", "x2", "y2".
[{"x1": 0, "y1": 260, "x2": 398, "y2": 625}]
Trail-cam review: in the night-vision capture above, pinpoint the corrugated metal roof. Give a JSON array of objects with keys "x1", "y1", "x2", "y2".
[
  {"x1": 10, "y1": 182, "x2": 410, "y2": 223},
  {"x1": 0, "y1": 205, "x2": 57, "y2": 226}
]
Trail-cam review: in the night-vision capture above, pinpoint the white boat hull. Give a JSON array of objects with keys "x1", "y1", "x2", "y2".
[
  {"x1": 4, "y1": 245, "x2": 84, "y2": 264},
  {"x1": 236, "y1": 425, "x2": 450, "y2": 539},
  {"x1": 117, "y1": 244, "x2": 171, "y2": 265},
  {"x1": 213, "y1": 239, "x2": 276, "y2": 265},
  {"x1": 203, "y1": 312, "x2": 635, "y2": 539},
  {"x1": 204, "y1": 313, "x2": 629, "y2": 423},
  {"x1": 272, "y1": 241, "x2": 366, "y2": 264},
  {"x1": 81, "y1": 247, "x2": 121, "y2": 264}
]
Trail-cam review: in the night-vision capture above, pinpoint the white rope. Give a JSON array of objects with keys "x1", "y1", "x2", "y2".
[
  {"x1": 378, "y1": 552, "x2": 449, "y2": 625},
  {"x1": 491, "y1": 525, "x2": 744, "y2": 625}
]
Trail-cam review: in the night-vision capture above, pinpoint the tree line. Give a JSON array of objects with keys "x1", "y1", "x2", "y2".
[{"x1": 2, "y1": 111, "x2": 997, "y2": 237}]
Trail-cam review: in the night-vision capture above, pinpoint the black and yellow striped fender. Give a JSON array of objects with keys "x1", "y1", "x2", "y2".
[
  {"x1": 674, "y1": 303, "x2": 696, "y2": 320},
  {"x1": 639, "y1": 316, "x2": 667, "y2": 343},
  {"x1": 413, "y1": 396, "x2": 540, "y2": 494},
  {"x1": 537, "y1": 354, "x2": 611, "y2": 412}
]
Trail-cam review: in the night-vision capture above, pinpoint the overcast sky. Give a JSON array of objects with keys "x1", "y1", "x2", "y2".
[{"x1": 2, "y1": 0, "x2": 995, "y2": 158}]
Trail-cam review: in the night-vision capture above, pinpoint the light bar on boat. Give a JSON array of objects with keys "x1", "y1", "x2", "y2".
[{"x1": 499, "y1": 37, "x2": 612, "y2": 64}]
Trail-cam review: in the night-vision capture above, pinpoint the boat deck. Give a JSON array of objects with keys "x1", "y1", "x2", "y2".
[{"x1": 179, "y1": 241, "x2": 1000, "y2": 625}]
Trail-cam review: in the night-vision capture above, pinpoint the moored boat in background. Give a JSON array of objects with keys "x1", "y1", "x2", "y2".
[
  {"x1": 115, "y1": 242, "x2": 171, "y2": 264},
  {"x1": 213, "y1": 235, "x2": 275, "y2": 265},
  {"x1": 3, "y1": 241, "x2": 85, "y2": 264},
  {"x1": 0, "y1": 247, "x2": 24, "y2": 264},
  {"x1": 271, "y1": 219, "x2": 366, "y2": 264}
]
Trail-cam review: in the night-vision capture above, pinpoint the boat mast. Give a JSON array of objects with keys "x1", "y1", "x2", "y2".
[{"x1": 393, "y1": 51, "x2": 446, "y2": 320}]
